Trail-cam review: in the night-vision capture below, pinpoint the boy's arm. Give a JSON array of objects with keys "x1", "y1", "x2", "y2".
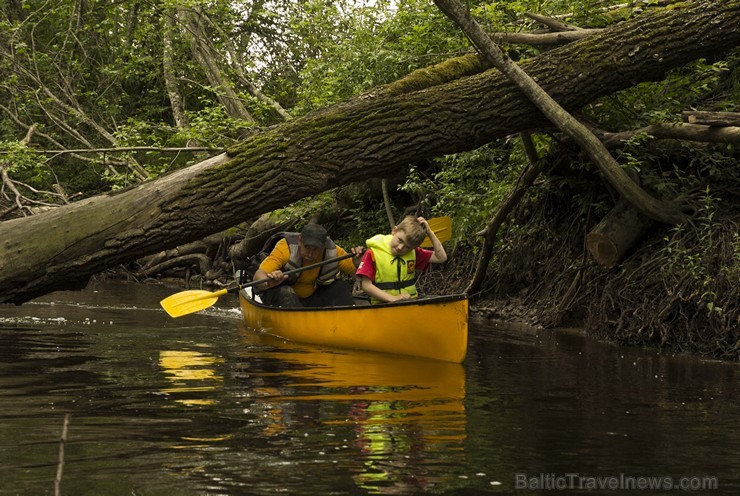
[
  {"x1": 360, "y1": 276, "x2": 411, "y2": 303},
  {"x1": 418, "y1": 217, "x2": 447, "y2": 263}
]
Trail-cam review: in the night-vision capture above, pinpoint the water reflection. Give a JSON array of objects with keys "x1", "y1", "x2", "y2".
[
  {"x1": 238, "y1": 328, "x2": 467, "y2": 494},
  {"x1": 2, "y1": 282, "x2": 738, "y2": 495},
  {"x1": 158, "y1": 349, "x2": 224, "y2": 406}
]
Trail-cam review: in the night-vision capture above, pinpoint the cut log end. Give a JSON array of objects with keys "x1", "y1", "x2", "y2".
[
  {"x1": 586, "y1": 199, "x2": 655, "y2": 269},
  {"x1": 586, "y1": 232, "x2": 619, "y2": 268}
]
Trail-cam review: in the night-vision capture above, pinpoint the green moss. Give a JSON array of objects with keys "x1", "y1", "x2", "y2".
[{"x1": 384, "y1": 53, "x2": 485, "y2": 96}]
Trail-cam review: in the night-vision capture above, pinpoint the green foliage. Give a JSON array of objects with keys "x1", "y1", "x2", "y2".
[
  {"x1": 341, "y1": 206, "x2": 394, "y2": 248},
  {"x1": 181, "y1": 105, "x2": 255, "y2": 146},
  {"x1": 296, "y1": 0, "x2": 468, "y2": 113},
  {"x1": 398, "y1": 136, "x2": 541, "y2": 247},
  {"x1": 727, "y1": 231, "x2": 740, "y2": 286},
  {"x1": 590, "y1": 58, "x2": 733, "y2": 130},
  {"x1": 0, "y1": 141, "x2": 49, "y2": 186},
  {"x1": 661, "y1": 188, "x2": 733, "y2": 317}
]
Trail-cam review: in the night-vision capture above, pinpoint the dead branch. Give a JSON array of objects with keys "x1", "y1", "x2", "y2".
[
  {"x1": 525, "y1": 12, "x2": 584, "y2": 31},
  {"x1": 135, "y1": 253, "x2": 213, "y2": 279},
  {"x1": 601, "y1": 123, "x2": 740, "y2": 148},
  {"x1": 54, "y1": 414, "x2": 71, "y2": 496},
  {"x1": 490, "y1": 29, "x2": 599, "y2": 46},
  {"x1": 681, "y1": 111, "x2": 740, "y2": 127},
  {"x1": 466, "y1": 132, "x2": 543, "y2": 296}
]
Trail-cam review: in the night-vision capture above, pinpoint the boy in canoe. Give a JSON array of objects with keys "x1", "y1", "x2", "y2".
[
  {"x1": 356, "y1": 216, "x2": 447, "y2": 304},
  {"x1": 254, "y1": 223, "x2": 363, "y2": 307}
]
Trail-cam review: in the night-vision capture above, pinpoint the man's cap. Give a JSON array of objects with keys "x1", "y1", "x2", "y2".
[{"x1": 300, "y1": 223, "x2": 327, "y2": 248}]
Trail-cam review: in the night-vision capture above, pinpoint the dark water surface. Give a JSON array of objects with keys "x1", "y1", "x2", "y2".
[{"x1": 0, "y1": 280, "x2": 737, "y2": 495}]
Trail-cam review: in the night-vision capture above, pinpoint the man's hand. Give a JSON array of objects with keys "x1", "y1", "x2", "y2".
[
  {"x1": 350, "y1": 246, "x2": 365, "y2": 266},
  {"x1": 256, "y1": 269, "x2": 288, "y2": 290},
  {"x1": 266, "y1": 270, "x2": 288, "y2": 283}
]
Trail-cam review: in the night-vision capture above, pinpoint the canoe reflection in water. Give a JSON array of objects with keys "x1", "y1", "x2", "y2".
[
  {"x1": 159, "y1": 349, "x2": 224, "y2": 407},
  {"x1": 239, "y1": 329, "x2": 467, "y2": 494},
  {"x1": 154, "y1": 329, "x2": 467, "y2": 493}
]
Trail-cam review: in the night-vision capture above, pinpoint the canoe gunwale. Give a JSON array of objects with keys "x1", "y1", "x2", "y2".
[{"x1": 239, "y1": 289, "x2": 467, "y2": 312}]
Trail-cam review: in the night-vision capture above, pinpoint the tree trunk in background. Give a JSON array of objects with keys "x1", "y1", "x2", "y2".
[
  {"x1": 163, "y1": 10, "x2": 190, "y2": 132},
  {"x1": 228, "y1": 214, "x2": 297, "y2": 266},
  {"x1": 0, "y1": 0, "x2": 737, "y2": 304},
  {"x1": 183, "y1": 9, "x2": 255, "y2": 123}
]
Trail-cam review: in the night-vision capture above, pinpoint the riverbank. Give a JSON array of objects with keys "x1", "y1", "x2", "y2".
[{"x1": 434, "y1": 197, "x2": 739, "y2": 362}]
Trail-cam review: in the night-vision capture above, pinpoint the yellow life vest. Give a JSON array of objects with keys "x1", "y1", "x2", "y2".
[{"x1": 365, "y1": 234, "x2": 417, "y2": 304}]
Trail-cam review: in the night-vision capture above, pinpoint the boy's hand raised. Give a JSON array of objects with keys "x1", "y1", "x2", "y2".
[{"x1": 417, "y1": 216, "x2": 431, "y2": 233}]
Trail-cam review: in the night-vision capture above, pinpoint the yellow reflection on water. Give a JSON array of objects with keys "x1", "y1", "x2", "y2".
[
  {"x1": 159, "y1": 349, "x2": 224, "y2": 406},
  {"x1": 240, "y1": 328, "x2": 467, "y2": 493}
]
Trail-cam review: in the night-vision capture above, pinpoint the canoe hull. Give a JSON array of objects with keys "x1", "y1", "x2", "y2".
[{"x1": 239, "y1": 291, "x2": 468, "y2": 363}]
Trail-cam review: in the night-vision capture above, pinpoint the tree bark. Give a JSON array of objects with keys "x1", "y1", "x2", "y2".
[
  {"x1": 0, "y1": 0, "x2": 738, "y2": 304},
  {"x1": 163, "y1": 10, "x2": 190, "y2": 132}
]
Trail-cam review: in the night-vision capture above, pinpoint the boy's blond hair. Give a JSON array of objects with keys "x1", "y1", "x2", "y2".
[{"x1": 395, "y1": 216, "x2": 426, "y2": 248}]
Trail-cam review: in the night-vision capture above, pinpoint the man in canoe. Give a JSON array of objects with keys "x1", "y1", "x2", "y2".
[
  {"x1": 357, "y1": 216, "x2": 447, "y2": 304},
  {"x1": 253, "y1": 223, "x2": 363, "y2": 307}
]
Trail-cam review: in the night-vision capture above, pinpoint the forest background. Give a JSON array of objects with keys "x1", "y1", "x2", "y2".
[{"x1": 1, "y1": 0, "x2": 738, "y2": 359}]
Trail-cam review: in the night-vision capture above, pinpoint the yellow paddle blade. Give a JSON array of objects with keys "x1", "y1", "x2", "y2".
[
  {"x1": 422, "y1": 216, "x2": 452, "y2": 248},
  {"x1": 160, "y1": 288, "x2": 229, "y2": 318}
]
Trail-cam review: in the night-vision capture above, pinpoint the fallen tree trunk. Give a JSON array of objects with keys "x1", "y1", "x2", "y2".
[
  {"x1": 586, "y1": 199, "x2": 655, "y2": 269},
  {"x1": 0, "y1": 0, "x2": 738, "y2": 304}
]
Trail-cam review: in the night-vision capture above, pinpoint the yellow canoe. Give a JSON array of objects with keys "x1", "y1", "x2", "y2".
[{"x1": 238, "y1": 289, "x2": 468, "y2": 363}]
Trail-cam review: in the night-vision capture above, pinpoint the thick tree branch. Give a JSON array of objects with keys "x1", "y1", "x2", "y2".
[
  {"x1": 490, "y1": 29, "x2": 599, "y2": 46},
  {"x1": 181, "y1": 7, "x2": 255, "y2": 123},
  {"x1": 525, "y1": 12, "x2": 585, "y2": 32},
  {"x1": 163, "y1": 10, "x2": 191, "y2": 133},
  {"x1": 681, "y1": 111, "x2": 740, "y2": 127}
]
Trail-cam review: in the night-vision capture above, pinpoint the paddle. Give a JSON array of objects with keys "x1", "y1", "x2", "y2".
[
  {"x1": 160, "y1": 216, "x2": 453, "y2": 318},
  {"x1": 422, "y1": 216, "x2": 451, "y2": 248},
  {"x1": 160, "y1": 252, "x2": 356, "y2": 318}
]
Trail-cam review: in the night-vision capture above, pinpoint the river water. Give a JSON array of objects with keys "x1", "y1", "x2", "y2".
[{"x1": 0, "y1": 280, "x2": 737, "y2": 495}]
